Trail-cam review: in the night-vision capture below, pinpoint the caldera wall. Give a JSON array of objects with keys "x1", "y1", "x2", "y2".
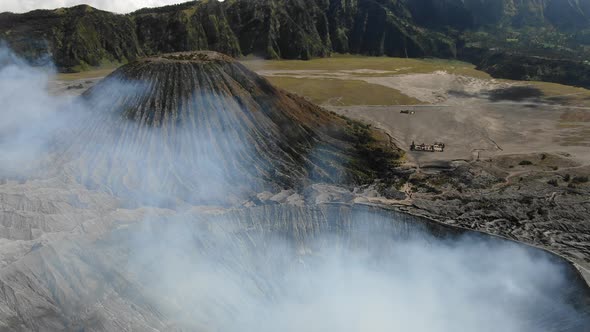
[{"x1": 2, "y1": 203, "x2": 589, "y2": 331}]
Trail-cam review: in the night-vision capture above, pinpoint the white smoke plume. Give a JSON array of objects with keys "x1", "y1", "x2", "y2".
[
  {"x1": 118, "y1": 210, "x2": 590, "y2": 332},
  {"x1": 0, "y1": 44, "x2": 589, "y2": 331},
  {"x1": 0, "y1": 45, "x2": 249, "y2": 205},
  {"x1": 0, "y1": 45, "x2": 67, "y2": 175}
]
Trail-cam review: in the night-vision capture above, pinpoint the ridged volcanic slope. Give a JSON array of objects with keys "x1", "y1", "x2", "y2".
[{"x1": 70, "y1": 51, "x2": 399, "y2": 203}]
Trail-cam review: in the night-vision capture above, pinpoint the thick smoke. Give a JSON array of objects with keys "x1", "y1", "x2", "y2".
[
  {"x1": 0, "y1": 45, "x2": 589, "y2": 331},
  {"x1": 0, "y1": 45, "x2": 70, "y2": 175},
  {"x1": 119, "y1": 211, "x2": 589, "y2": 332},
  {"x1": 0, "y1": 46, "x2": 252, "y2": 205}
]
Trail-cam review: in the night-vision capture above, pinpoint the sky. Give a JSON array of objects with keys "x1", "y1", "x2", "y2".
[{"x1": 0, "y1": 0, "x2": 201, "y2": 13}]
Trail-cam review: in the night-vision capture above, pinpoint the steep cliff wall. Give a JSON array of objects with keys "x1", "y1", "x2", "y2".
[
  {"x1": 0, "y1": 0, "x2": 457, "y2": 70},
  {"x1": 2, "y1": 0, "x2": 590, "y2": 86},
  {"x1": 0, "y1": 203, "x2": 588, "y2": 331}
]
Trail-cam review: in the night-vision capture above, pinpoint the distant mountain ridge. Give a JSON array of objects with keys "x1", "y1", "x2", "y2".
[
  {"x1": 1, "y1": 0, "x2": 590, "y2": 86},
  {"x1": 0, "y1": 1, "x2": 457, "y2": 69},
  {"x1": 409, "y1": 0, "x2": 590, "y2": 29}
]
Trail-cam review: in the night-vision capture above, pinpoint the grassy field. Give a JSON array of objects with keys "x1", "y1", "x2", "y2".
[
  {"x1": 527, "y1": 81, "x2": 590, "y2": 107},
  {"x1": 242, "y1": 54, "x2": 491, "y2": 78},
  {"x1": 56, "y1": 66, "x2": 118, "y2": 81},
  {"x1": 55, "y1": 54, "x2": 590, "y2": 108},
  {"x1": 244, "y1": 55, "x2": 590, "y2": 107},
  {"x1": 267, "y1": 77, "x2": 422, "y2": 106},
  {"x1": 242, "y1": 55, "x2": 492, "y2": 106}
]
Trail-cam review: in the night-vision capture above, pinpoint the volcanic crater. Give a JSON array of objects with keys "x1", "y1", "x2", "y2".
[{"x1": 1, "y1": 51, "x2": 590, "y2": 331}]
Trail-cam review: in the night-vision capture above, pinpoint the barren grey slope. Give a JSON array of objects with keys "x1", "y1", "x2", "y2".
[{"x1": 58, "y1": 51, "x2": 400, "y2": 205}]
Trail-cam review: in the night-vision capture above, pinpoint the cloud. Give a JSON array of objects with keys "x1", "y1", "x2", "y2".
[{"x1": 0, "y1": 0, "x2": 201, "y2": 14}]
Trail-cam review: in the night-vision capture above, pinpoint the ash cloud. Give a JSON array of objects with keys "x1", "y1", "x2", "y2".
[{"x1": 0, "y1": 44, "x2": 589, "y2": 331}]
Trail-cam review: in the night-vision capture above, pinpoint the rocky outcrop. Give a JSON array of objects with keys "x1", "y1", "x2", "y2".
[{"x1": 395, "y1": 155, "x2": 590, "y2": 273}]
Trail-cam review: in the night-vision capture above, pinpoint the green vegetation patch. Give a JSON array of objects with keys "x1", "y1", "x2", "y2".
[
  {"x1": 527, "y1": 81, "x2": 590, "y2": 107},
  {"x1": 340, "y1": 118, "x2": 404, "y2": 185},
  {"x1": 243, "y1": 55, "x2": 491, "y2": 79},
  {"x1": 57, "y1": 65, "x2": 119, "y2": 81},
  {"x1": 266, "y1": 76, "x2": 422, "y2": 106}
]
